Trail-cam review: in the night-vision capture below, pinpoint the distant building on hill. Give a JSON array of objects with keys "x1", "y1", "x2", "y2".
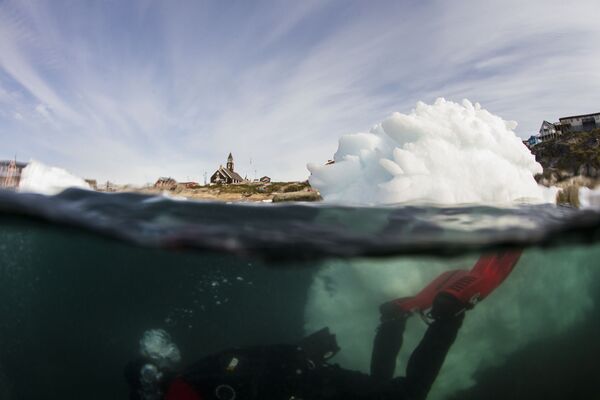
[
  {"x1": 0, "y1": 160, "x2": 27, "y2": 189},
  {"x1": 523, "y1": 135, "x2": 541, "y2": 148},
  {"x1": 559, "y1": 112, "x2": 600, "y2": 133},
  {"x1": 155, "y1": 177, "x2": 177, "y2": 189},
  {"x1": 210, "y1": 153, "x2": 246, "y2": 184},
  {"x1": 539, "y1": 120, "x2": 561, "y2": 141},
  {"x1": 178, "y1": 181, "x2": 200, "y2": 189},
  {"x1": 527, "y1": 112, "x2": 600, "y2": 148}
]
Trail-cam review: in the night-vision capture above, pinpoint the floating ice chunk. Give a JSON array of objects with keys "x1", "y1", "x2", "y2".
[
  {"x1": 308, "y1": 98, "x2": 553, "y2": 205},
  {"x1": 18, "y1": 160, "x2": 90, "y2": 196}
]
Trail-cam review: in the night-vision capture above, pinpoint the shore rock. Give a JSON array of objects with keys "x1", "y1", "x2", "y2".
[
  {"x1": 531, "y1": 129, "x2": 600, "y2": 188},
  {"x1": 556, "y1": 184, "x2": 581, "y2": 207},
  {"x1": 272, "y1": 191, "x2": 322, "y2": 203}
]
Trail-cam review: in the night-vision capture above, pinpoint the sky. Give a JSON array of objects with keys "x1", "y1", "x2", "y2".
[{"x1": 0, "y1": 0, "x2": 599, "y2": 184}]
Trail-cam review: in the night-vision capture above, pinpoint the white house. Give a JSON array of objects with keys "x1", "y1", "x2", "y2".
[
  {"x1": 538, "y1": 120, "x2": 560, "y2": 141},
  {"x1": 559, "y1": 112, "x2": 600, "y2": 133}
]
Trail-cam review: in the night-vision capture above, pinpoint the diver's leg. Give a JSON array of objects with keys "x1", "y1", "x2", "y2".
[
  {"x1": 370, "y1": 302, "x2": 409, "y2": 380},
  {"x1": 375, "y1": 250, "x2": 522, "y2": 393},
  {"x1": 370, "y1": 268, "x2": 470, "y2": 381},
  {"x1": 404, "y1": 293, "x2": 464, "y2": 400},
  {"x1": 371, "y1": 269, "x2": 470, "y2": 381}
]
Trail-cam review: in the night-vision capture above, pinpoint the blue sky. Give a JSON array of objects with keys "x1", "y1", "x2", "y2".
[{"x1": 0, "y1": 0, "x2": 599, "y2": 184}]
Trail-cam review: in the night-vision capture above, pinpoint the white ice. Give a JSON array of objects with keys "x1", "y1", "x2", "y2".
[
  {"x1": 18, "y1": 160, "x2": 90, "y2": 195},
  {"x1": 308, "y1": 98, "x2": 557, "y2": 205}
]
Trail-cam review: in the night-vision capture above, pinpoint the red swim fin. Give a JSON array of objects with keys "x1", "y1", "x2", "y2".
[
  {"x1": 443, "y1": 249, "x2": 522, "y2": 307},
  {"x1": 384, "y1": 269, "x2": 469, "y2": 314},
  {"x1": 382, "y1": 250, "x2": 523, "y2": 316}
]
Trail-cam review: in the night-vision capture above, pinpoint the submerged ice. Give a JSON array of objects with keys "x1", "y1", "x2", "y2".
[
  {"x1": 304, "y1": 248, "x2": 598, "y2": 399},
  {"x1": 308, "y1": 98, "x2": 556, "y2": 205}
]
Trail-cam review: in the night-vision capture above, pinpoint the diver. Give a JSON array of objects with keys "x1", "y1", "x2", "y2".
[{"x1": 126, "y1": 250, "x2": 522, "y2": 400}]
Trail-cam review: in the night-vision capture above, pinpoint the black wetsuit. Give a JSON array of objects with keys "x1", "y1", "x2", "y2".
[{"x1": 172, "y1": 294, "x2": 464, "y2": 400}]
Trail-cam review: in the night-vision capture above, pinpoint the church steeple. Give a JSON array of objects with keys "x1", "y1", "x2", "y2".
[{"x1": 226, "y1": 153, "x2": 234, "y2": 172}]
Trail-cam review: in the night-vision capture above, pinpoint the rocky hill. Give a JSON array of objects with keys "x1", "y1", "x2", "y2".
[{"x1": 530, "y1": 128, "x2": 600, "y2": 188}]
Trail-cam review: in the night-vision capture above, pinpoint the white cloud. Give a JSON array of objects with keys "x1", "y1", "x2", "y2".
[{"x1": 35, "y1": 104, "x2": 50, "y2": 118}]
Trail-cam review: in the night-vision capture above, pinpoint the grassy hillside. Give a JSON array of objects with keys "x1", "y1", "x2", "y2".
[
  {"x1": 202, "y1": 181, "x2": 311, "y2": 195},
  {"x1": 144, "y1": 180, "x2": 321, "y2": 202}
]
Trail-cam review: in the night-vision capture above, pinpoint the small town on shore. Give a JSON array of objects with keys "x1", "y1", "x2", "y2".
[
  {"x1": 0, "y1": 152, "x2": 321, "y2": 203},
  {"x1": 1, "y1": 111, "x2": 599, "y2": 204},
  {"x1": 522, "y1": 111, "x2": 600, "y2": 148}
]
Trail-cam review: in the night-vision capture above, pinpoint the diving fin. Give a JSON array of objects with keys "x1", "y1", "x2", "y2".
[
  {"x1": 382, "y1": 250, "x2": 523, "y2": 317},
  {"x1": 442, "y1": 250, "x2": 522, "y2": 309}
]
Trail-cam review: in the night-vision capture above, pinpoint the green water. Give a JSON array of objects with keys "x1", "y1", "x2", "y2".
[{"x1": 0, "y1": 219, "x2": 599, "y2": 399}]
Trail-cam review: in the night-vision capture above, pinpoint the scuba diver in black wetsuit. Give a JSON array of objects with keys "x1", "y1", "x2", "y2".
[{"x1": 126, "y1": 250, "x2": 522, "y2": 400}]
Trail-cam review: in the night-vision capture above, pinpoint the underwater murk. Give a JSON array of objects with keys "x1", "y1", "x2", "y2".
[{"x1": 0, "y1": 188, "x2": 599, "y2": 400}]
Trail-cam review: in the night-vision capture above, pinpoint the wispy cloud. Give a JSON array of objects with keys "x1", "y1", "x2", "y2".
[{"x1": 0, "y1": 0, "x2": 598, "y2": 183}]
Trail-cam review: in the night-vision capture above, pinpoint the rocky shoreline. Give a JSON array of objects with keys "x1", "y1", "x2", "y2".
[
  {"x1": 531, "y1": 128, "x2": 600, "y2": 206},
  {"x1": 113, "y1": 181, "x2": 322, "y2": 203},
  {"x1": 532, "y1": 129, "x2": 600, "y2": 187}
]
